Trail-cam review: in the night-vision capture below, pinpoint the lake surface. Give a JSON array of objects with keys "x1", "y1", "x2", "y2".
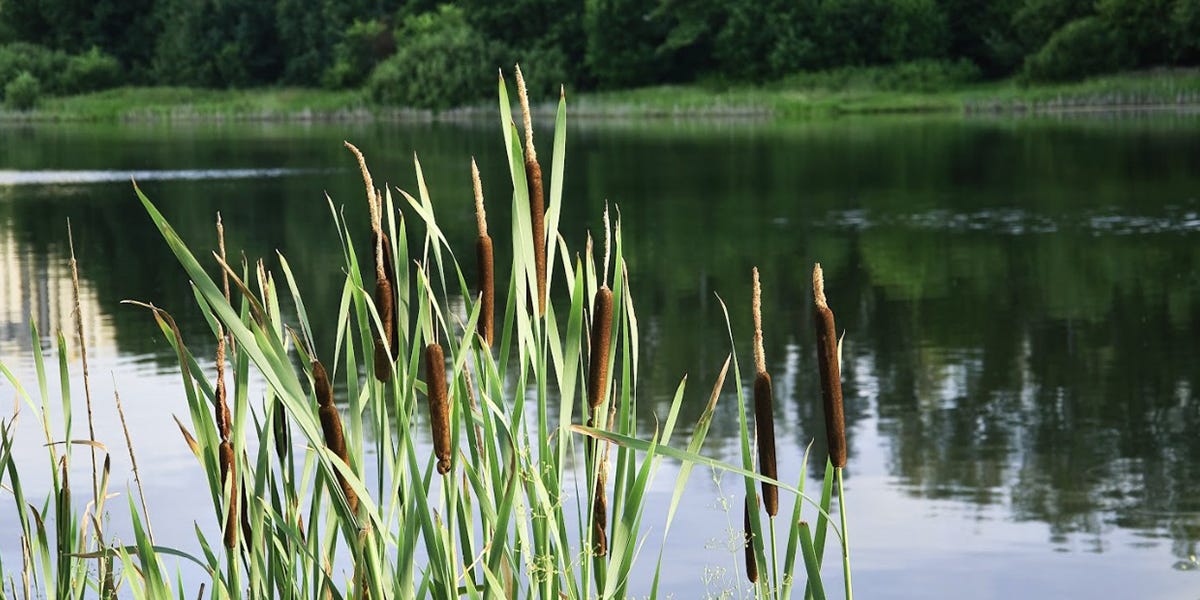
[{"x1": 2, "y1": 114, "x2": 1199, "y2": 598}]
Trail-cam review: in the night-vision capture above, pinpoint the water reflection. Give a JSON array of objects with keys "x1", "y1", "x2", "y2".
[{"x1": 1, "y1": 115, "x2": 1199, "y2": 595}]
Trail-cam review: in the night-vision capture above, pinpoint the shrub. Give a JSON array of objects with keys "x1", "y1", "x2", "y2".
[
  {"x1": 779, "y1": 59, "x2": 981, "y2": 92},
  {"x1": 63, "y1": 47, "x2": 122, "y2": 93},
  {"x1": 1171, "y1": 0, "x2": 1200, "y2": 63},
  {"x1": 367, "y1": 5, "x2": 494, "y2": 109},
  {"x1": 5, "y1": 71, "x2": 41, "y2": 110},
  {"x1": 0, "y1": 42, "x2": 68, "y2": 93},
  {"x1": 322, "y1": 18, "x2": 393, "y2": 89},
  {"x1": 1023, "y1": 16, "x2": 1129, "y2": 82}
]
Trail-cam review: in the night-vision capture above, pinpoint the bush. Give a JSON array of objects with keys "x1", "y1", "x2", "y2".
[
  {"x1": 5, "y1": 71, "x2": 41, "y2": 110},
  {"x1": 0, "y1": 43, "x2": 68, "y2": 93},
  {"x1": 1171, "y1": 0, "x2": 1200, "y2": 63},
  {"x1": 322, "y1": 18, "x2": 393, "y2": 89},
  {"x1": 1023, "y1": 16, "x2": 1129, "y2": 82},
  {"x1": 367, "y1": 5, "x2": 495, "y2": 109},
  {"x1": 63, "y1": 47, "x2": 122, "y2": 93}
]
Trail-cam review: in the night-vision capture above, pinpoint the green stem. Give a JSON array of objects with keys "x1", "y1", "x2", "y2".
[{"x1": 837, "y1": 468, "x2": 852, "y2": 600}]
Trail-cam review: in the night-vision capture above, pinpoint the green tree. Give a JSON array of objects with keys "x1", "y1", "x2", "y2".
[
  {"x1": 584, "y1": 0, "x2": 669, "y2": 88},
  {"x1": 1097, "y1": 0, "x2": 1175, "y2": 67},
  {"x1": 367, "y1": 4, "x2": 495, "y2": 109}
]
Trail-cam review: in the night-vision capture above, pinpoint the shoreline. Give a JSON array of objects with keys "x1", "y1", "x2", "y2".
[{"x1": 2, "y1": 70, "x2": 1199, "y2": 124}]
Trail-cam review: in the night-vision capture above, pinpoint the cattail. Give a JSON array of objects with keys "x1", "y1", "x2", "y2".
[
  {"x1": 425, "y1": 343, "x2": 452, "y2": 474},
  {"x1": 516, "y1": 65, "x2": 546, "y2": 316},
  {"x1": 587, "y1": 288, "x2": 614, "y2": 412},
  {"x1": 592, "y1": 466, "x2": 608, "y2": 557},
  {"x1": 813, "y1": 264, "x2": 847, "y2": 468},
  {"x1": 744, "y1": 496, "x2": 758, "y2": 583},
  {"x1": 219, "y1": 440, "x2": 237, "y2": 549},
  {"x1": 751, "y1": 268, "x2": 778, "y2": 517},
  {"x1": 345, "y1": 142, "x2": 397, "y2": 382},
  {"x1": 472, "y1": 159, "x2": 494, "y2": 347},
  {"x1": 314, "y1": 360, "x2": 359, "y2": 515}
]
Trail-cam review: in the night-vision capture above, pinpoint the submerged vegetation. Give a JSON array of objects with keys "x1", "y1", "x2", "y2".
[{"x1": 0, "y1": 71, "x2": 857, "y2": 597}]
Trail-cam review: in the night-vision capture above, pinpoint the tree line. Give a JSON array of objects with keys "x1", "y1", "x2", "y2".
[{"x1": 1, "y1": 0, "x2": 1198, "y2": 109}]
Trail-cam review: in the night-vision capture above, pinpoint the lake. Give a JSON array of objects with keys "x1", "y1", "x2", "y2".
[{"x1": 1, "y1": 113, "x2": 1199, "y2": 598}]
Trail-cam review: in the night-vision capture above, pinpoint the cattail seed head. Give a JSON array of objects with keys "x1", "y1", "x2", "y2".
[
  {"x1": 592, "y1": 467, "x2": 608, "y2": 557},
  {"x1": 754, "y1": 371, "x2": 778, "y2": 517},
  {"x1": 373, "y1": 276, "x2": 395, "y2": 381},
  {"x1": 744, "y1": 495, "x2": 758, "y2": 583},
  {"x1": 813, "y1": 263, "x2": 847, "y2": 468},
  {"x1": 425, "y1": 343, "x2": 452, "y2": 475},
  {"x1": 219, "y1": 440, "x2": 238, "y2": 549},
  {"x1": 587, "y1": 287, "x2": 614, "y2": 412},
  {"x1": 314, "y1": 360, "x2": 358, "y2": 515},
  {"x1": 526, "y1": 158, "x2": 546, "y2": 316},
  {"x1": 477, "y1": 235, "x2": 495, "y2": 347},
  {"x1": 313, "y1": 360, "x2": 334, "y2": 409}
]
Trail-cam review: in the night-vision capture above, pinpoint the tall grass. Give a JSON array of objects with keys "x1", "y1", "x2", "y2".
[{"x1": 0, "y1": 69, "x2": 855, "y2": 598}]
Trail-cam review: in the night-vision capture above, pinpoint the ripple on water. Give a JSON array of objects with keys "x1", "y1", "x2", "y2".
[
  {"x1": 0, "y1": 168, "x2": 316, "y2": 186},
  {"x1": 819, "y1": 204, "x2": 1200, "y2": 235}
]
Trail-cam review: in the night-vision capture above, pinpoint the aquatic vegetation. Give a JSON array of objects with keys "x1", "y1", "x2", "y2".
[{"x1": 0, "y1": 70, "x2": 855, "y2": 599}]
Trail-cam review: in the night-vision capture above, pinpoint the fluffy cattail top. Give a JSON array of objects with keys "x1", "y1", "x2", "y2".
[
  {"x1": 472, "y1": 158, "x2": 487, "y2": 238},
  {"x1": 515, "y1": 65, "x2": 536, "y2": 163},
  {"x1": 752, "y1": 267, "x2": 765, "y2": 375},
  {"x1": 813, "y1": 263, "x2": 847, "y2": 468}
]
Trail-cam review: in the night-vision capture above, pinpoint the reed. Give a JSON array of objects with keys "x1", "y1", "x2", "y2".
[
  {"x1": 313, "y1": 359, "x2": 358, "y2": 515},
  {"x1": 516, "y1": 65, "x2": 547, "y2": 316},
  {"x1": 425, "y1": 343, "x2": 452, "y2": 475},
  {"x1": 812, "y1": 264, "x2": 846, "y2": 468},
  {"x1": 751, "y1": 267, "x2": 778, "y2": 517},
  {"x1": 472, "y1": 158, "x2": 495, "y2": 347}
]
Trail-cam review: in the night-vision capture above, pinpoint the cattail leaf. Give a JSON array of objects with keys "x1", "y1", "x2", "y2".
[
  {"x1": 543, "y1": 87, "x2": 568, "y2": 302},
  {"x1": 276, "y1": 253, "x2": 316, "y2": 358},
  {"x1": 799, "y1": 522, "x2": 828, "y2": 600},
  {"x1": 782, "y1": 441, "x2": 815, "y2": 600}
]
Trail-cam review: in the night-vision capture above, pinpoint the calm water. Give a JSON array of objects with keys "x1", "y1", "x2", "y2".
[{"x1": 2, "y1": 115, "x2": 1199, "y2": 598}]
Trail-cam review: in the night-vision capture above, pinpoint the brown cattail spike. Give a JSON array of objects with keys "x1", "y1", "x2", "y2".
[
  {"x1": 592, "y1": 465, "x2": 608, "y2": 557},
  {"x1": 744, "y1": 496, "x2": 758, "y2": 583},
  {"x1": 313, "y1": 360, "x2": 359, "y2": 515},
  {"x1": 219, "y1": 440, "x2": 237, "y2": 549},
  {"x1": 472, "y1": 159, "x2": 495, "y2": 347},
  {"x1": 587, "y1": 288, "x2": 614, "y2": 412},
  {"x1": 751, "y1": 268, "x2": 778, "y2": 516},
  {"x1": 516, "y1": 66, "x2": 546, "y2": 316},
  {"x1": 813, "y1": 263, "x2": 847, "y2": 468},
  {"x1": 425, "y1": 344, "x2": 452, "y2": 474}
]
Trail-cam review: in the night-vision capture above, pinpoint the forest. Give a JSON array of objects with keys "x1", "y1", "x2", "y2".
[{"x1": 0, "y1": 0, "x2": 1198, "y2": 109}]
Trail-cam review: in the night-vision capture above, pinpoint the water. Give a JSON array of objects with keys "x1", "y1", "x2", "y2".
[{"x1": 1, "y1": 115, "x2": 1199, "y2": 597}]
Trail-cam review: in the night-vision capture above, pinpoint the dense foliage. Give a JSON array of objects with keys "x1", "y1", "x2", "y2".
[{"x1": 0, "y1": 0, "x2": 1197, "y2": 107}]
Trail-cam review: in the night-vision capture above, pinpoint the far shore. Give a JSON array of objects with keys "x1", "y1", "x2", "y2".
[{"x1": 2, "y1": 69, "x2": 1199, "y2": 124}]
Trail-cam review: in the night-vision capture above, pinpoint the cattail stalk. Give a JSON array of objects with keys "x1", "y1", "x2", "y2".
[
  {"x1": 812, "y1": 263, "x2": 846, "y2": 468},
  {"x1": 744, "y1": 495, "x2": 758, "y2": 583},
  {"x1": 751, "y1": 268, "x2": 778, "y2": 516},
  {"x1": 472, "y1": 159, "x2": 495, "y2": 347},
  {"x1": 314, "y1": 360, "x2": 359, "y2": 515},
  {"x1": 425, "y1": 343, "x2": 452, "y2": 474},
  {"x1": 516, "y1": 65, "x2": 546, "y2": 316}
]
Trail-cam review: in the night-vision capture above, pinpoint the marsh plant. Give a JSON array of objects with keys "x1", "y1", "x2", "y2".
[{"x1": 0, "y1": 69, "x2": 853, "y2": 599}]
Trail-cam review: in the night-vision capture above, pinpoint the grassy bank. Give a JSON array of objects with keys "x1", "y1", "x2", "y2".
[{"x1": 3, "y1": 69, "x2": 1200, "y2": 123}]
